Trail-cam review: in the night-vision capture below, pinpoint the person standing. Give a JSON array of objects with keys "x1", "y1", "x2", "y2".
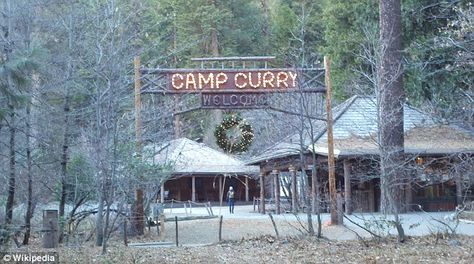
[{"x1": 227, "y1": 186, "x2": 235, "y2": 214}]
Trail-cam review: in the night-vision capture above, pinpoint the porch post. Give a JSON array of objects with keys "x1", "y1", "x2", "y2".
[
  {"x1": 219, "y1": 176, "x2": 223, "y2": 207},
  {"x1": 456, "y1": 173, "x2": 463, "y2": 206},
  {"x1": 245, "y1": 177, "x2": 249, "y2": 202},
  {"x1": 160, "y1": 182, "x2": 165, "y2": 203},
  {"x1": 260, "y1": 172, "x2": 265, "y2": 214},
  {"x1": 311, "y1": 167, "x2": 317, "y2": 214},
  {"x1": 192, "y1": 176, "x2": 196, "y2": 202},
  {"x1": 343, "y1": 159, "x2": 352, "y2": 215},
  {"x1": 290, "y1": 165, "x2": 297, "y2": 213},
  {"x1": 405, "y1": 182, "x2": 412, "y2": 212},
  {"x1": 369, "y1": 180, "x2": 375, "y2": 212},
  {"x1": 273, "y1": 169, "x2": 280, "y2": 214}
]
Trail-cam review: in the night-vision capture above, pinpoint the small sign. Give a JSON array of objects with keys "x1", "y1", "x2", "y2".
[
  {"x1": 201, "y1": 92, "x2": 269, "y2": 109},
  {"x1": 168, "y1": 69, "x2": 297, "y2": 93}
]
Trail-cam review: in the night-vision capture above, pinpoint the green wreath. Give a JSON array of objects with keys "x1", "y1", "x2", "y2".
[{"x1": 214, "y1": 115, "x2": 254, "y2": 153}]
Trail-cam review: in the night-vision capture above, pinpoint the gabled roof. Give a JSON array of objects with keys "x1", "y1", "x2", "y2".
[
  {"x1": 246, "y1": 97, "x2": 355, "y2": 165},
  {"x1": 310, "y1": 96, "x2": 474, "y2": 157},
  {"x1": 151, "y1": 138, "x2": 259, "y2": 175}
]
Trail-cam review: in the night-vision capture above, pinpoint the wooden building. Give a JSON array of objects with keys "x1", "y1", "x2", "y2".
[
  {"x1": 151, "y1": 138, "x2": 260, "y2": 203},
  {"x1": 249, "y1": 96, "x2": 474, "y2": 213}
]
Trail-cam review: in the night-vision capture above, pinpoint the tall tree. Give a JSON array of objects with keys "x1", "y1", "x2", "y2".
[
  {"x1": 1, "y1": 0, "x2": 40, "y2": 226},
  {"x1": 378, "y1": 0, "x2": 405, "y2": 242},
  {"x1": 321, "y1": 0, "x2": 378, "y2": 98}
]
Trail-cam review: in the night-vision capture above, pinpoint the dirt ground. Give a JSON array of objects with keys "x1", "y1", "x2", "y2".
[
  {"x1": 3, "y1": 216, "x2": 474, "y2": 264},
  {"x1": 11, "y1": 234, "x2": 474, "y2": 264}
]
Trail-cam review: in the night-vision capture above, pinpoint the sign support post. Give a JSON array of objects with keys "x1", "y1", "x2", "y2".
[{"x1": 324, "y1": 56, "x2": 340, "y2": 225}]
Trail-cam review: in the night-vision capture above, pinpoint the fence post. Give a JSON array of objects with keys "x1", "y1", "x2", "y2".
[
  {"x1": 175, "y1": 216, "x2": 179, "y2": 247},
  {"x1": 159, "y1": 214, "x2": 165, "y2": 241},
  {"x1": 123, "y1": 217, "x2": 128, "y2": 246},
  {"x1": 219, "y1": 215, "x2": 223, "y2": 242}
]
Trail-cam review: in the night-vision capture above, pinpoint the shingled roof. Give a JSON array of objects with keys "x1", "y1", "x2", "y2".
[
  {"x1": 246, "y1": 98, "x2": 354, "y2": 165},
  {"x1": 151, "y1": 138, "x2": 260, "y2": 175},
  {"x1": 309, "y1": 96, "x2": 474, "y2": 157}
]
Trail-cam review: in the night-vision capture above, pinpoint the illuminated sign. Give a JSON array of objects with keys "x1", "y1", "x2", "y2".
[
  {"x1": 201, "y1": 92, "x2": 269, "y2": 109},
  {"x1": 168, "y1": 70, "x2": 297, "y2": 92}
]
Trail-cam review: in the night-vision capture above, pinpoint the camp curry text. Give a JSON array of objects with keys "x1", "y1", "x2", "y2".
[{"x1": 169, "y1": 70, "x2": 297, "y2": 92}]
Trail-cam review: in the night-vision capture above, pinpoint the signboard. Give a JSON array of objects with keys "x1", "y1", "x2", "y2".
[
  {"x1": 201, "y1": 92, "x2": 269, "y2": 109},
  {"x1": 168, "y1": 69, "x2": 297, "y2": 93}
]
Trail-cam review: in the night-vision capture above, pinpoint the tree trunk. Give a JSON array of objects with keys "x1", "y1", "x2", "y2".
[
  {"x1": 5, "y1": 104, "x2": 16, "y2": 225},
  {"x1": 59, "y1": 94, "x2": 71, "y2": 243},
  {"x1": 95, "y1": 178, "x2": 105, "y2": 246},
  {"x1": 298, "y1": 100, "x2": 314, "y2": 235},
  {"x1": 378, "y1": 0, "x2": 404, "y2": 215},
  {"x1": 3, "y1": 0, "x2": 15, "y2": 226},
  {"x1": 59, "y1": 12, "x2": 75, "y2": 242},
  {"x1": 23, "y1": 101, "x2": 34, "y2": 245},
  {"x1": 378, "y1": 0, "x2": 405, "y2": 242}
]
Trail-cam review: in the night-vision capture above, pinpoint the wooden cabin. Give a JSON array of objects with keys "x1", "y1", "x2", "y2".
[
  {"x1": 248, "y1": 96, "x2": 474, "y2": 213},
  {"x1": 150, "y1": 138, "x2": 260, "y2": 203}
]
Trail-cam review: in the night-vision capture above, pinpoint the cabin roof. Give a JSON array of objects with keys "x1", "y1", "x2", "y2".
[
  {"x1": 150, "y1": 138, "x2": 260, "y2": 175},
  {"x1": 248, "y1": 95, "x2": 474, "y2": 164},
  {"x1": 246, "y1": 96, "x2": 355, "y2": 165},
  {"x1": 310, "y1": 96, "x2": 474, "y2": 157}
]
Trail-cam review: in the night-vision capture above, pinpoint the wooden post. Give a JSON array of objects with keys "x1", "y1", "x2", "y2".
[
  {"x1": 42, "y1": 210, "x2": 58, "y2": 248},
  {"x1": 123, "y1": 217, "x2": 128, "y2": 246},
  {"x1": 273, "y1": 170, "x2": 280, "y2": 214},
  {"x1": 290, "y1": 166, "x2": 297, "y2": 213},
  {"x1": 160, "y1": 182, "x2": 165, "y2": 203},
  {"x1": 133, "y1": 56, "x2": 145, "y2": 234},
  {"x1": 405, "y1": 182, "x2": 412, "y2": 212},
  {"x1": 337, "y1": 193, "x2": 344, "y2": 224},
  {"x1": 324, "y1": 56, "x2": 340, "y2": 225},
  {"x1": 218, "y1": 215, "x2": 223, "y2": 242},
  {"x1": 369, "y1": 181, "x2": 375, "y2": 212},
  {"x1": 175, "y1": 216, "x2": 178, "y2": 247},
  {"x1": 192, "y1": 176, "x2": 196, "y2": 202},
  {"x1": 343, "y1": 159, "x2": 352, "y2": 215},
  {"x1": 245, "y1": 177, "x2": 249, "y2": 202},
  {"x1": 219, "y1": 176, "x2": 223, "y2": 207},
  {"x1": 311, "y1": 167, "x2": 317, "y2": 214},
  {"x1": 159, "y1": 214, "x2": 165, "y2": 241},
  {"x1": 260, "y1": 172, "x2": 265, "y2": 214},
  {"x1": 456, "y1": 173, "x2": 463, "y2": 206}
]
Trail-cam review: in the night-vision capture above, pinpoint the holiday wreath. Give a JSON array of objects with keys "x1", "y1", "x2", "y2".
[{"x1": 214, "y1": 115, "x2": 254, "y2": 153}]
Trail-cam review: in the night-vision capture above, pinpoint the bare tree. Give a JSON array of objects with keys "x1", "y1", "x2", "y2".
[{"x1": 378, "y1": 0, "x2": 405, "y2": 242}]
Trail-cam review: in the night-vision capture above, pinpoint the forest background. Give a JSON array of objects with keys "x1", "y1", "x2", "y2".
[{"x1": 0, "y1": 0, "x2": 472, "y2": 246}]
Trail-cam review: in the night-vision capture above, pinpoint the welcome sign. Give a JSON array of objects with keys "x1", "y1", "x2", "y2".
[{"x1": 201, "y1": 92, "x2": 269, "y2": 109}]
